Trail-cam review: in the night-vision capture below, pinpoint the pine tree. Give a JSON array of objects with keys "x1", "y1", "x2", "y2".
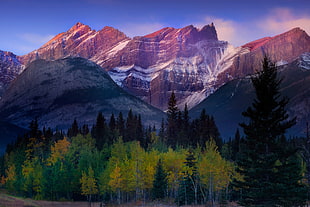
[
  {"x1": 94, "y1": 112, "x2": 106, "y2": 150},
  {"x1": 236, "y1": 56, "x2": 305, "y2": 206},
  {"x1": 152, "y1": 159, "x2": 168, "y2": 200},
  {"x1": 67, "y1": 119, "x2": 79, "y2": 138},
  {"x1": 117, "y1": 112, "x2": 125, "y2": 138},
  {"x1": 159, "y1": 118, "x2": 166, "y2": 144},
  {"x1": 167, "y1": 91, "x2": 179, "y2": 148},
  {"x1": 177, "y1": 149, "x2": 200, "y2": 205},
  {"x1": 109, "y1": 113, "x2": 116, "y2": 132},
  {"x1": 125, "y1": 109, "x2": 135, "y2": 142}
]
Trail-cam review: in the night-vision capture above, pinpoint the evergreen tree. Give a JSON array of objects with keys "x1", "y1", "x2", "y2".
[
  {"x1": 152, "y1": 159, "x2": 168, "y2": 200},
  {"x1": 117, "y1": 112, "x2": 125, "y2": 138},
  {"x1": 182, "y1": 104, "x2": 190, "y2": 138},
  {"x1": 67, "y1": 119, "x2": 79, "y2": 138},
  {"x1": 125, "y1": 109, "x2": 136, "y2": 142},
  {"x1": 159, "y1": 118, "x2": 166, "y2": 145},
  {"x1": 94, "y1": 112, "x2": 106, "y2": 150},
  {"x1": 167, "y1": 91, "x2": 179, "y2": 148},
  {"x1": 136, "y1": 115, "x2": 145, "y2": 149},
  {"x1": 230, "y1": 128, "x2": 241, "y2": 161},
  {"x1": 235, "y1": 56, "x2": 305, "y2": 206},
  {"x1": 109, "y1": 113, "x2": 116, "y2": 132},
  {"x1": 81, "y1": 124, "x2": 89, "y2": 137},
  {"x1": 29, "y1": 118, "x2": 41, "y2": 139},
  {"x1": 177, "y1": 149, "x2": 200, "y2": 205}
]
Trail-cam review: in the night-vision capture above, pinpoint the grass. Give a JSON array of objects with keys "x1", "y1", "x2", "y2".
[{"x1": 0, "y1": 190, "x2": 241, "y2": 207}]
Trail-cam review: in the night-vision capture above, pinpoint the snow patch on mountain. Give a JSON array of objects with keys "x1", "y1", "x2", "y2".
[
  {"x1": 107, "y1": 39, "x2": 130, "y2": 57},
  {"x1": 276, "y1": 60, "x2": 288, "y2": 66},
  {"x1": 298, "y1": 52, "x2": 310, "y2": 70}
]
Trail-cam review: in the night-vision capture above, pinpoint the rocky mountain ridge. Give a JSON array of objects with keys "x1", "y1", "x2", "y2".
[
  {"x1": 19, "y1": 22, "x2": 230, "y2": 110},
  {"x1": 0, "y1": 50, "x2": 24, "y2": 96},
  {"x1": 0, "y1": 23, "x2": 309, "y2": 111}
]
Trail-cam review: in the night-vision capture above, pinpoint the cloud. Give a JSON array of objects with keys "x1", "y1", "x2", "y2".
[
  {"x1": 257, "y1": 8, "x2": 310, "y2": 36},
  {"x1": 194, "y1": 16, "x2": 253, "y2": 47},
  {"x1": 18, "y1": 33, "x2": 55, "y2": 45},
  {"x1": 198, "y1": 17, "x2": 239, "y2": 45},
  {"x1": 118, "y1": 22, "x2": 165, "y2": 37},
  {"x1": 196, "y1": 8, "x2": 310, "y2": 47}
]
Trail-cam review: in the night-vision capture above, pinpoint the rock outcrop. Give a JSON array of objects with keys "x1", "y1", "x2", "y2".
[
  {"x1": 217, "y1": 28, "x2": 310, "y2": 84},
  {"x1": 18, "y1": 23, "x2": 229, "y2": 110},
  {"x1": 1, "y1": 23, "x2": 308, "y2": 111},
  {"x1": 0, "y1": 50, "x2": 24, "y2": 96}
]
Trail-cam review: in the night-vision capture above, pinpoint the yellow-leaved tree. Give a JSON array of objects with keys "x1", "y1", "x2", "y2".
[
  {"x1": 197, "y1": 138, "x2": 238, "y2": 204},
  {"x1": 162, "y1": 148, "x2": 187, "y2": 198},
  {"x1": 5, "y1": 164, "x2": 16, "y2": 192},
  {"x1": 80, "y1": 167, "x2": 98, "y2": 206},
  {"x1": 109, "y1": 163, "x2": 122, "y2": 204},
  {"x1": 47, "y1": 137, "x2": 70, "y2": 165}
]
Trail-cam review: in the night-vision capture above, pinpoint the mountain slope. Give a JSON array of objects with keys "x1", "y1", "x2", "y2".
[
  {"x1": 0, "y1": 57, "x2": 164, "y2": 130},
  {"x1": 217, "y1": 27, "x2": 310, "y2": 84},
  {"x1": 0, "y1": 24, "x2": 308, "y2": 112},
  {"x1": 190, "y1": 53, "x2": 310, "y2": 139},
  {"x1": 0, "y1": 50, "x2": 24, "y2": 96},
  {"x1": 18, "y1": 23, "x2": 231, "y2": 110}
]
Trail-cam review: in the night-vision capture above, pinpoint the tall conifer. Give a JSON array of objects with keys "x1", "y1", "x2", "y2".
[
  {"x1": 167, "y1": 91, "x2": 179, "y2": 148},
  {"x1": 236, "y1": 56, "x2": 306, "y2": 206}
]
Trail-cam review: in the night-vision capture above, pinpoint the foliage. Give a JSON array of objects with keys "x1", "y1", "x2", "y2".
[
  {"x1": 236, "y1": 56, "x2": 307, "y2": 206},
  {"x1": 0, "y1": 88, "x2": 306, "y2": 206},
  {"x1": 152, "y1": 159, "x2": 168, "y2": 200}
]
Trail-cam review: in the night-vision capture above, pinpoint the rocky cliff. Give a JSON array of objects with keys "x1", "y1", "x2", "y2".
[
  {"x1": 1, "y1": 23, "x2": 308, "y2": 111},
  {"x1": 217, "y1": 28, "x2": 310, "y2": 85},
  {"x1": 0, "y1": 50, "x2": 24, "y2": 96},
  {"x1": 18, "y1": 23, "x2": 230, "y2": 110}
]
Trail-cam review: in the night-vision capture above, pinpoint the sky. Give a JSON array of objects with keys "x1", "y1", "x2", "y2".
[{"x1": 0, "y1": 0, "x2": 309, "y2": 55}]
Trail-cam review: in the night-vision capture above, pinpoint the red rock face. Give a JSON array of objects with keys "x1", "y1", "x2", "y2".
[
  {"x1": 15, "y1": 24, "x2": 310, "y2": 111},
  {"x1": 18, "y1": 23, "x2": 224, "y2": 110},
  {"x1": 19, "y1": 23, "x2": 130, "y2": 66},
  {"x1": 217, "y1": 28, "x2": 310, "y2": 86},
  {"x1": 0, "y1": 51, "x2": 24, "y2": 95}
]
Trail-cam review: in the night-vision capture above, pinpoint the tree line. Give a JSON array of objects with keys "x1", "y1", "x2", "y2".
[{"x1": 0, "y1": 56, "x2": 309, "y2": 206}]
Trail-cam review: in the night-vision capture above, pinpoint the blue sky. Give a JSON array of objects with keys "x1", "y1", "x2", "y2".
[{"x1": 0, "y1": 0, "x2": 309, "y2": 55}]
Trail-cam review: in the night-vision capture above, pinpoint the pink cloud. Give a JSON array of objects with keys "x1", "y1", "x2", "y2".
[
  {"x1": 195, "y1": 8, "x2": 310, "y2": 47},
  {"x1": 257, "y1": 8, "x2": 310, "y2": 36}
]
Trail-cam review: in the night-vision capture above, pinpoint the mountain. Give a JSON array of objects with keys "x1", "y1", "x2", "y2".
[
  {"x1": 190, "y1": 53, "x2": 310, "y2": 139},
  {"x1": 217, "y1": 28, "x2": 310, "y2": 85},
  {"x1": 18, "y1": 22, "x2": 231, "y2": 110},
  {"x1": 0, "y1": 50, "x2": 24, "y2": 96},
  {"x1": 0, "y1": 23, "x2": 309, "y2": 112},
  {"x1": 0, "y1": 57, "x2": 164, "y2": 130},
  {"x1": 19, "y1": 23, "x2": 130, "y2": 66}
]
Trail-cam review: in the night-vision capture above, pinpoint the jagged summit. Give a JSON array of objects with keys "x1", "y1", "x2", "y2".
[
  {"x1": 0, "y1": 22, "x2": 307, "y2": 111},
  {"x1": 242, "y1": 27, "x2": 309, "y2": 51}
]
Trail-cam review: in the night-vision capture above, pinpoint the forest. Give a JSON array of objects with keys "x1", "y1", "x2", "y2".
[{"x1": 0, "y1": 57, "x2": 309, "y2": 206}]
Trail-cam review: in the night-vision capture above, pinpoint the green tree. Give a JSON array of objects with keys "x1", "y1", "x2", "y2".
[
  {"x1": 93, "y1": 112, "x2": 106, "y2": 150},
  {"x1": 167, "y1": 91, "x2": 179, "y2": 148},
  {"x1": 177, "y1": 149, "x2": 200, "y2": 206},
  {"x1": 67, "y1": 119, "x2": 79, "y2": 138},
  {"x1": 236, "y1": 56, "x2": 305, "y2": 206},
  {"x1": 152, "y1": 159, "x2": 168, "y2": 200}
]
